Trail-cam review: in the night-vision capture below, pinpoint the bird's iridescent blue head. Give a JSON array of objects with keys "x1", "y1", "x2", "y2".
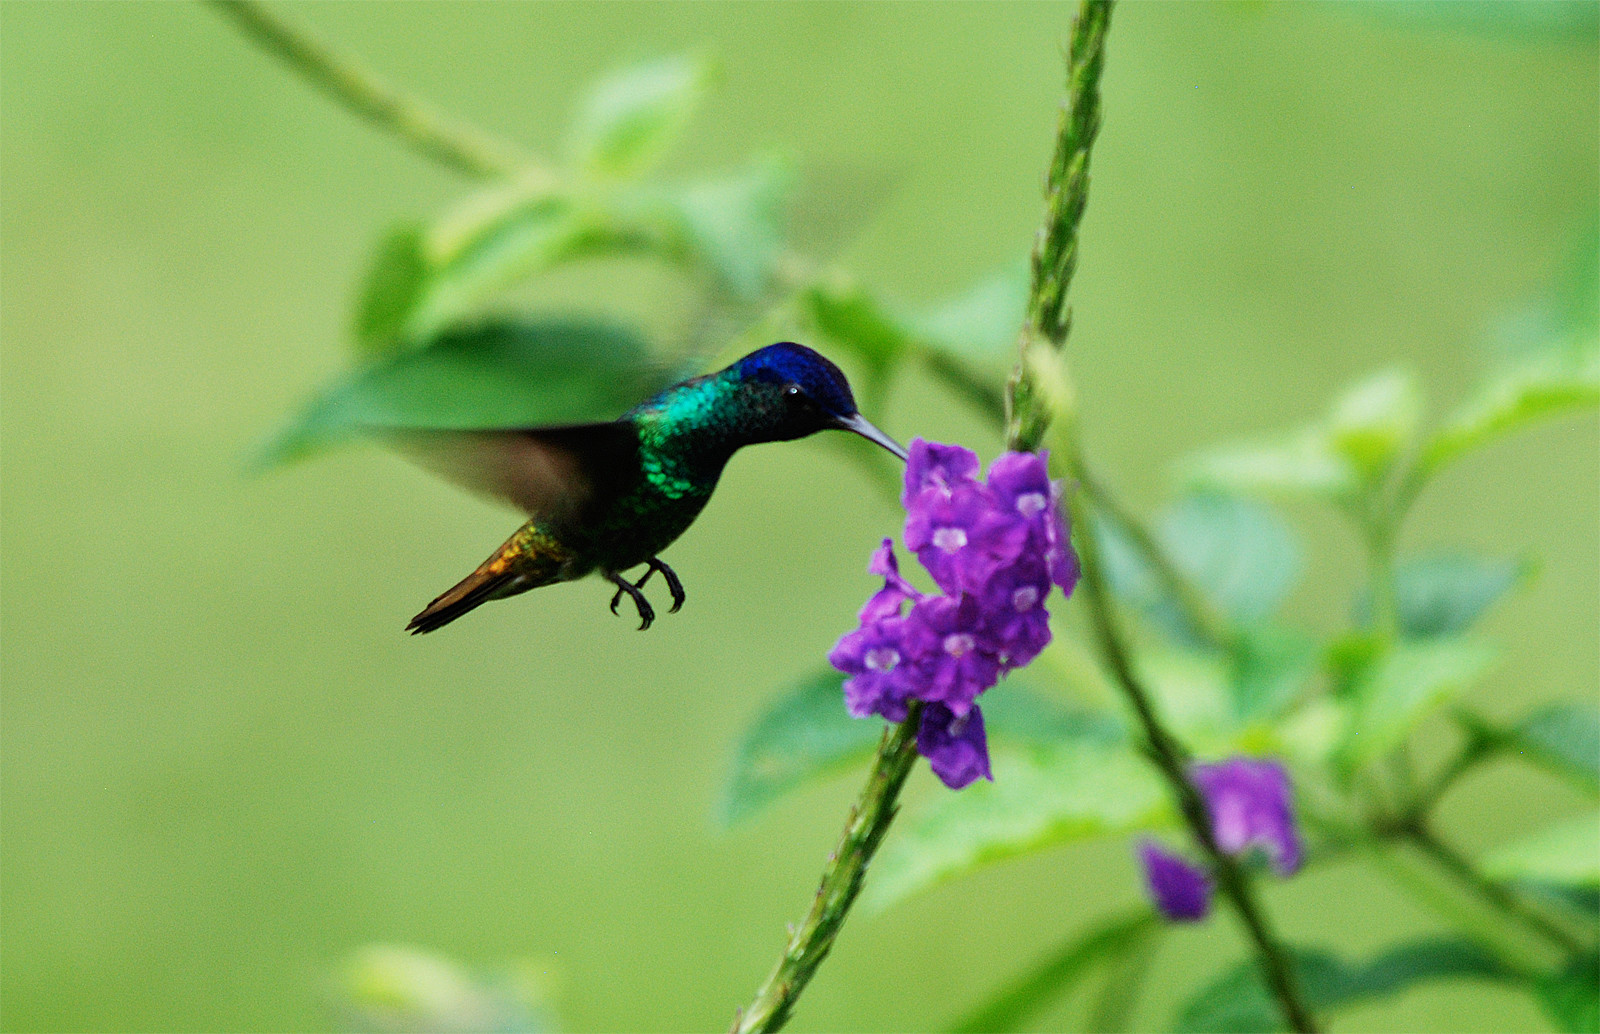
[
  {"x1": 733, "y1": 342, "x2": 857, "y2": 418},
  {"x1": 728, "y1": 342, "x2": 908, "y2": 460}
]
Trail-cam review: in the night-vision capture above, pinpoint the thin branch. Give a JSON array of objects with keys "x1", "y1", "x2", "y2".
[
  {"x1": 997, "y1": 2, "x2": 1318, "y2": 1029},
  {"x1": 731, "y1": 705, "x2": 923, "y2": 1034},
  {"x1": 1407, "y1": 822, "x2": 1587, "y2": 956},
  {"x1": 1071, "y1": 486, "x2": 1320, "y2": 1033},
  {"x1": 208, "y1": 0, "x2": 538, "y2": 181}
]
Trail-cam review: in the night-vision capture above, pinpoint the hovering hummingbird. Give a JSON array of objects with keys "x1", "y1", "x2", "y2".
[{"x1": 406, "y1": 342, "x2": 908, "y2": 633}]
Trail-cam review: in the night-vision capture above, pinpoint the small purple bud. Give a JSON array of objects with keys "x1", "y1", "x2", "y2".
[
  {"x1": 1137, "y1": 840, "x2": 1213, "y2": 922},
  {"x1": 917, "y1": 703, "x2": 992, "y2": 789},
  {"x1": 1191, "y1": 757, "x2": 1304, "y2": 876}
]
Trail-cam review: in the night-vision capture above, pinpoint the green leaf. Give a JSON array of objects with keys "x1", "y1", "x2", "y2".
[
  {"x1": 406, "y1": 196, "x2": 633, "y2": 345},
  {"x1": 864, "y1": 738, "x2": 1168, "y2": 912},
  {"x1": 1481, "y1": 812, "x2": 1600, "y2": 889},
  {"x1": 1186, "y1": 429, "x2": 1358, "y2": 500},
  {"x1": 1356, "y1": 1, "x2": 1600, "y2": 42},
  {"x1": 1326, "y1": 368, "x2": 1423, "y2": 482},
  {"x1": 802, "y1": 279, "x2": 914, "y2": 386},
  {"x1": 719, "y1": 669, "x2": 1123, "y2": 826},
  {"x1": 565, "y1": 54, "x2": 709, "y2": 179},
  {"x1": 1420, "y1": 344, "x2": 1600, "y2": 479},
  {"x1": 1230, "y1": 624, "x2": 1318, "y2": 723},
  {"x1": 1175, "y1": 939, "x2": 1514, "y2": 1033},
  {"x1": 1095, "y1": 495, "x2": 1302, "y2": 645},
  {"x1": 949, "y1": 911, "x2": 1157, "y2": 1034},
  {"x1": 664, "y1": 156, "x2": 792, "y2": 300},
  {"x1": 259, "y1": 319, "x2": 675, "y2": 466},
  {"x1": 336, "y1": 944, "x2": 554, "y2": 1034},
  {"x1": 1160, "y1": 494, "x2": 1302, "y2": 626},
  {"x1": 1510, "y1": 703, "x2": 1600, "y2": 794},
  {"x1": 1354, "y1": 553, "x2": 1530, "y2": 639},
  {"x1": 717, "y1": 670, "x2": 881, "y2": 827},
  {"x1": 910, "y1": 262, "x2": 1031, "y2": 363},
  {"x1": 1340, "y1": 638, "x2": 1496, "y2": 771},
  {"x1": 1536, "y1": 953, "x2": 1600, "y2": 1034},
  {"x1": 352, "y1": 223, "x2": 428, "y2": 356}
]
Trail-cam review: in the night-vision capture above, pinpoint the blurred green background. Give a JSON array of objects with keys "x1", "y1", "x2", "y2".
[{"x1": 2, "y1": 2, "x2": 1595, "y2": 1031}]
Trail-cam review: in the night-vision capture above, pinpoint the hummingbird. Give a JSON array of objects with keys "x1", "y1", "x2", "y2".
[{"x1": 405, "y1": 342, "x2": 908, "y2": 633}]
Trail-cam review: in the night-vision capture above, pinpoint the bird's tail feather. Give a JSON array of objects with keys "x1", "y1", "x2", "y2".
[
  {"x1": 407, "y1": 526, "x2": 572, "y2": 634},
  {"x1": 407, "y1": 566, "x2": 522, "y2": 634}
]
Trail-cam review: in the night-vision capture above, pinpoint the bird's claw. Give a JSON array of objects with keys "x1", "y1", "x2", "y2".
[
  {"x1": 605, "y1": 559, "x2": 684, "y2": 630},
  {"x1": 606, "y1": 572, "x2": 655, "y2": 630},
  {"x1": 644, "y1": 557, "x2": 686, "y2": 614}
]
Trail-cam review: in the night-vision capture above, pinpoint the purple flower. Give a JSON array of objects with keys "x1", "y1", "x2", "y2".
[
  {"x1": 1133, "y1": 756, "x2": 1303, "y2": 922},
  {"x1": 1192, "y1": 757, "x2": 1303, "y2": 876},
  {"x1": 917, "y1": 703, "x2": 992, "y2": 789},
  {"x1": 1137, "y1": 840, "x2": 1212, "y2": 922},
  {"x1": 831, "y1": 439, "x2": 1079, "y2": 790}
]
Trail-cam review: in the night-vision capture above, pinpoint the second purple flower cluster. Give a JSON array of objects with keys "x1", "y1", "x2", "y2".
[
  {"x1": 1139, "y1": 757, "x2": 1304, "y2": 922},
  {"x1": 829, "y1": 440, "x2": 1079, "y2": 789}
]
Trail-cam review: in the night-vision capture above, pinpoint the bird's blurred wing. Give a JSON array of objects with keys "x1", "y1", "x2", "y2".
[{"x1": 392, "y1": 423, "x2": 638, "y2": 519}]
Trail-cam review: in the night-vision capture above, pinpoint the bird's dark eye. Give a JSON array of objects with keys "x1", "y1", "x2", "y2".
[{"x1": 783, "y1": 384, "x2": 802, "y2": 398}]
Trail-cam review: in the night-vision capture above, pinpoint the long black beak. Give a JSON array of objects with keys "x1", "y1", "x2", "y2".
[{"x1": 834, "y1": 412, "x2": 909, "y2": 462}]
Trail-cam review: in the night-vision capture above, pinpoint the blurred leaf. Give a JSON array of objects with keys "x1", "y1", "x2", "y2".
[
  {"x1": 1137, "y1": 648, "x2": 1234, "y2": 748},
  {"x1": 1353, "y1": 553, "x2": 1530, "y2": 639},
  {"x1": 1230, "y1": 624, "x2": 1318, "y2": 722},
  {"x1": 565, "y1": 54, "x2": 709, "y2": 178},
  {"x1": 802, "y1": 279, "x2": 914, "y2": 387},
  {"x1": 910, "y1": 262, "x2": 1031, "y2": 363},
  {"x1": 1273, "y1": 697, "x2": 1351, "y2": 769},
  {"x1": 865, "y1": 739, "x2": 1168, "y2": 912},
  {"x1": 1327, "y1": 368, "x2": 1423, "y2": 482},
  {"x1": 353, "y1": 223, "x2": 428, "y2": 356},
  {"x1": 1340, "y1": 638, "x2": 1496, "y2": 771},
  {"x1": 1160, "y1": 494, "x2": 1302, "y2": 625},
  {"x1": 718, "y1": 670, "x2": 881, "y2": 827},
  {"x1": 1186, "y1": 430, "x2": 1358, "y2": 500},
  {"x1": 334, "y1": 944, "x2": 553, "y2": 1034},
  {"x1": 720, "y1": 669, "x2": 1123, "y2": 825},
  {"x1": 949, "y1": 910, "x2": 1157, "y2": 1034},
  {"x1": 1536, "y1": 953, "x2": 1600, "y2": 1034},
  {"x1": 1508, "y1": 703, "x2": 1600, "y2": 794},
  {"x1": 261, "y1": 319, "x2": 673, "y2": 466},
  {"x1": 1481, "y1": 812, "x2": 1600, "y2": 889},
  {"x1": 1559, "y1": 212, "x2": 1599, "y2": 337},
  {"x1": 1085, "y1": 920, "x2": 1162, "y2": 1034},
  {"x1": 1420, "y1": 345, "x2": 1600, "y2": 479},
  {"x1": 407, "y1": 197, "x2": 661, "y2": 344},
  {"x1": 1356, "y1": 1, "x2": 1600, "y2": 42},
  {"x1": 664, "y1": 155, "x2": 792, "y2": 300},
  {"x1": 1096, "y1": 495, "x2": 1302, "y2": 645},
  {"x1": 1175, "y1": 939, "x2": 1513, "y2": 1033}
]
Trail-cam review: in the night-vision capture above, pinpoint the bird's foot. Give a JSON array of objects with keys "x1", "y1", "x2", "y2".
[
  {"x1": 635, "y1": 557, "x2": 686, "y2": 614},
  {"x1": 606, "y1": 572, "x2": 656, "y2": 631}
]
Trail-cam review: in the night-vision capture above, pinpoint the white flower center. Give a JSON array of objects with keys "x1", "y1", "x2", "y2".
[
  {"x1": 943, "y1": 633, "x2": 976, "y2": 657},
  {"x1": 1016, "y1": 492, "x2": 1048, "y2": 517},
  {"x1": 1012, "y1": 586, "x2": 1039, "y2": 611},
  {"x1": 865, "y1": 647, "x2": 900, "y2": 672},
  {"x1": 932, "y1": 527, "x2": 968, "y2": 553}
]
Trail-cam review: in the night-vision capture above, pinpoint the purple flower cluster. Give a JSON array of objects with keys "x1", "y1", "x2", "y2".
[
  {"x1": 829, "y1": 440, "x2": 1079, "y2": 789},
  {"x1": 1138, "y1": 756, "x2": 1304, "y2": 922}
]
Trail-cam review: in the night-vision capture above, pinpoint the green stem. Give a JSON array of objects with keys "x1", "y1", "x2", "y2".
[
  {"x1": 1072, "y1": 489, "x2": 1321, "y2": 1033},
  {"x1": 1006, "y1": 0, "x2": 1111, "y2": 453},
  {"x1": 732, "y1": 704, "x2": 924, "y2": 1034},
  {"x1": 1406, "y1": 822, "x2": 1586, "y2": 956},
  {"x1": 999, "y1": 4, "x2": 1317, "y2": 1027},
  {"x1": 208, "y1": 0, "x2": 537, "y2": 181},
  {"x1": 1362, "y1": 510, "x2": 1401, "y2": 639}
]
